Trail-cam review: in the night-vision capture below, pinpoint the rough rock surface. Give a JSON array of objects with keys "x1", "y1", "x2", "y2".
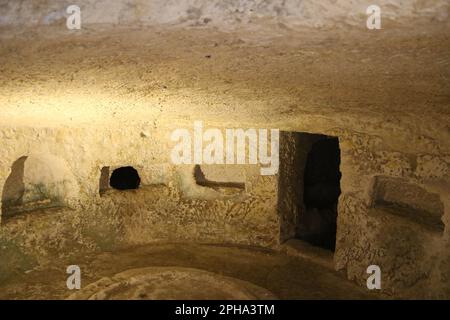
[{"x1": 0, "y1": 0, "x2": 449, "y2": 299}]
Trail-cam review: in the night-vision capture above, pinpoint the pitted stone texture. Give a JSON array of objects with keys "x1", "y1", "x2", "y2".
[{"x1": 1, "y1": 0, "x2": 448, "y2": 28}]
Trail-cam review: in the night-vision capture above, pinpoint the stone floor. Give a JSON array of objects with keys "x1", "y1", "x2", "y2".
[
  {"x1": 67, "y1": 266, "x2": 277, "y2": 300},
  {"x1": 0, "y1": 242, "x2": 380, "y2": 299}
]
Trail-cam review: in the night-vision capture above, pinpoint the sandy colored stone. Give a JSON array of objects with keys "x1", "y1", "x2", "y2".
[{"x1": 0, "y1": 0, "x2": 449, "y2": 299}]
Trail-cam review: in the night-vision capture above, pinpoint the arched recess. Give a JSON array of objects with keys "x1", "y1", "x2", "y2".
[{"x1": 1, "y1": 153, "x2": 79, "y2": 219}]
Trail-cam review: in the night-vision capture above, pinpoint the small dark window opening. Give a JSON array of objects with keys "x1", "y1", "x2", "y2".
[
  {"x1": 109, "y1": 166, "x2": 141, "y2": 190},
  {"x1": 300, "y1": 137, "x2": 341, "y2": 251}
]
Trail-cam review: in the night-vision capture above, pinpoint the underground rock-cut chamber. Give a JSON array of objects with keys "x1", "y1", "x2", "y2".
[{"x1": 0, "y1": 0, "x2": 449, "y2": 301}]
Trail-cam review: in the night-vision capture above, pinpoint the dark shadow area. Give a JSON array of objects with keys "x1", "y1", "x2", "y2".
[
  {"x1": 1, "y1": 156, "x2": 27, "y2": 218},
  {"x1": 300, "y1": 137, "x2": 341, "y2": 251},
  {"x1": 110, "y1": 166, "x2": 141, "y2": 190},
  {"x1": 99, "y1": 166, "x2": 110, "y2": 195}
]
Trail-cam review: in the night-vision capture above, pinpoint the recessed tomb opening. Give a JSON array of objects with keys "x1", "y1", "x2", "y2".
[
  {"x1": 300, "y1": 136, "x2": 341, "y2": 251},
  {"x1": 1, "y1": 156, "x2": 27, "y2": 218},
  {"x1": 193, "y1": 165, "x2": 245, "y2": 190},
  {"x1": 371, "y1": 176, "x2": 445, "y2": 232},
  {"x1": 1, "y1": 154, "x2": 73, "y2": 220},
  {"x1": 109, "y1": 166, "x2": 141, "y2": 190}
]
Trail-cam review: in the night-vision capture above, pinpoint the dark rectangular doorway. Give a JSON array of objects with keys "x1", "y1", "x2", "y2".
[
  {"x1": 278, "y1": 132, "x2": 341, "y2": 252},
  {"x1": 299, "y1": 135, "x2": 341, "y2": 251}
]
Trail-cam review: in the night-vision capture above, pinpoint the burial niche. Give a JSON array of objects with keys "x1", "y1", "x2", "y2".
[
  {"x1": 109, "y1": 166, "x2": 141, "y2": 190},
  {"x1": 371, "y1": 176, "x2": 445, "y2": 232},
  {"x1": 1, "y1": 154, "x2": 76, "y2": 219},
  {"x1": 1, "y1": 156, "x2": 27, "y2": 218},
  {"x1": 193, "y1": 165, "x2": 245, "y2": 190}
]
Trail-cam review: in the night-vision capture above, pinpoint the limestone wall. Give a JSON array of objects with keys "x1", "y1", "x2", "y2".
[
  {"x1": 0, "y1": 0, "x2": 448, "y2": 28},
  {"x1": 334, "y1": 129, "x2": 450, "y2": 299},
  {"x1": 0, "y1": 124, "x2": 281, "y2": 270},
  {"x1": 0, "y1": 0, "x2": 449, "y2": 299},
  {"x1": 0, "y1": 120, "x2": 449, "y2": 298}
]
